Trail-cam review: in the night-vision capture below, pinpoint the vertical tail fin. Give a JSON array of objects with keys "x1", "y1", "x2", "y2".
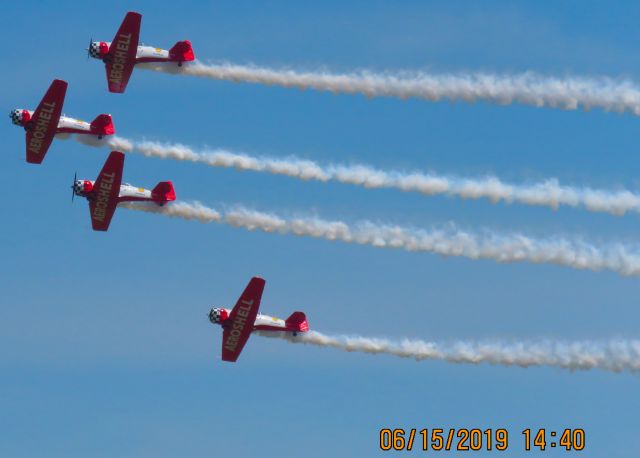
[
  {"x1": 90, "y1": 114, "x2": 115, "y2": 135},
  {"x1": 169, "y1": 40, "x2": 195, "y2": 62},
  {"x1": 285, "y1": 312, "x2": 309, "y2": 332},
  {"x1": 151, "y1": 181, "x2": 176, "y2": 204}
]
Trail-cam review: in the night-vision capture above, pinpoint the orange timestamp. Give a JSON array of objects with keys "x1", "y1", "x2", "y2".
[{"x1": 379, "y1": 428, "x2": 586, "y2": 452}]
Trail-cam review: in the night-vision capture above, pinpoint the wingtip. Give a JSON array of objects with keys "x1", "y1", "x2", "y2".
[
  {"x1": 108, "y1": 150, "x2": 126, "y2": 161},
  {"x1": 50, "y1": 79, "x2": 68, "y2": 93}
]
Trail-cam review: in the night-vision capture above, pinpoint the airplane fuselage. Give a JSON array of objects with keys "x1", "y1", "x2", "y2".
[
  {"x1": 134, "y1": 44, "x2": 171, "y2": 63},
  {"x1": 74, "y1": 180, "x2": 158, "y2": 203},
  {"x1": 111, "y1": 43, "x2": 171, "y2": 63},
  {"x1": 89, "y1": 12, "x2": 195, "y2": 93},
  {"x1": 209, "y1": 307, "x2": 308, "y2": 334},
  {"x1": 10, "y1": 109, "x2": 113, "y2": 137},
  {"x1": 89, "y1": 42, "x2": 190, "y2": 65}
]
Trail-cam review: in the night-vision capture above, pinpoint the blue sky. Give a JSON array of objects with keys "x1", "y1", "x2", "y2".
[{"x1": 2, "y1": 1, "x2": 640, "y2": 456}]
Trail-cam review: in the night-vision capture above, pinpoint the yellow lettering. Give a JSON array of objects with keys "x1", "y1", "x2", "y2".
[
  {"x1": 92, "y1": 172, "x2": 116, "y2": 221},
  {"x1": 27, "y1": 101, "x2": 57, "y2": 155},
  {"x1": 108, "y1": 33, "x2": 134, "y2": 84}
]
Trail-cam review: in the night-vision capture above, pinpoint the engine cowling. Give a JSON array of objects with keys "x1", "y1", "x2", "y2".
[
  {"x1": 9, "y1": 109, "x2": 30, "y2": 126},
  {"x1": 73, "y1": 180, "x2": 94, "y2": 197},
  {"x1": 208, "y1": 307, "x2": 229, "y2": 325},
  {"x1": 89, "y1": 41, "x2": 110, "y2": 59}
]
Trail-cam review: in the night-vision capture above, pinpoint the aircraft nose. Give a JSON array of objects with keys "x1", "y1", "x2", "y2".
[
  {"x1": 9, "y1": 109, "x2": 21, "y2": 125},
  {"x1": 88, "y1": 41, "x2": 101, "y2": 58},
  {"x1": 208, "y1": 308, "x2": 221, "y2": 324}
]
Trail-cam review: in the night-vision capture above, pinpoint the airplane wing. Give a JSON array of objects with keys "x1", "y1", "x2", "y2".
[
  {"x1": 105, "y1": 12, "x2": 141, "y2": 93},
  {"x1": 89, "y1": 151, "x2": 124, "y2": 231},
  {"x1": 221, "y1": 277, "x2": 266, "y2": 362},
  {"x1": 25, "y1": 79, "x2": 67, "y2": 164}
]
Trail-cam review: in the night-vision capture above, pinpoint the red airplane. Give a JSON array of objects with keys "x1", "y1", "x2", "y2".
[
  {"x1": 208, "y1": 277, "x2": 310, "y2": 362},
  {"x1": 72, "y1": 151, "x2": 176, "y2": 231},
  {"x1": 88, "y1": 11, "x2": 195, "y2": 93},
  {"x1": 10, "y1": 79, "x2": 115, "y2": 164}
]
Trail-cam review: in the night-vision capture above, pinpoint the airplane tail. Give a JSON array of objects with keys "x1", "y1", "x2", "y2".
[
  {"x1": 285, "y1": 312, "x2": 309, "y2": 332},
  {"x1": 151, "y1": 181, "x2": 176, "y2": 204},
  {"x1": 169, "y1": 40, "x2": 195, "y2": 62},
  {"x1": 90, "y1": 114, "x2": 115, "y2": 136}
]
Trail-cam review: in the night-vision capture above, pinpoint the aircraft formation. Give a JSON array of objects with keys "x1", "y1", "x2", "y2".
[
  {"x1": 11, "y1": 12, "x2": 640, "y2": 370},
  {"x1": 10, "y1": 11, "x2": 306, "y2": 363}
]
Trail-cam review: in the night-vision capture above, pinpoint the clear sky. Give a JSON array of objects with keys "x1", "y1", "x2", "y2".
[{"x1": 2, "y1": 1, "x2": 640, "y2": 456}]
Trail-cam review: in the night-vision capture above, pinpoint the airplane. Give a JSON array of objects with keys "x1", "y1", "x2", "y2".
[
  {"x1": 208, "y1": 277, "x2": 309, "y2": 362},
  {"x1": 88, "y1": 11, "x2": 195, "y2": 93},
  {"x1": 10, "y1": 79, "x2": 115, "y2": 164},
  {"x1": 72, "y1": 151, "x2": 176, "y2": 231}
]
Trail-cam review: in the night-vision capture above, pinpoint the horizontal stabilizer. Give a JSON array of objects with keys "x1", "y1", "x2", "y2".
[
  {"x1": 151, "y1": 181, "x2": 176, "y2": 203},
  {"x1": 285, "y1": 312, "x2": 309, "y2": 332},
  {"x1": 169, "y1": 40, "x2": 195, "y2": 62},
  {"x1": 90, "y1": 114, "x2": 115, "y2": 135}
]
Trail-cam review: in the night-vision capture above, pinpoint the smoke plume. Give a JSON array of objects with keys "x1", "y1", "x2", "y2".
[
  {"x1": 258, "y1": 331, "x2": 640, "y2": 373},
  {"x1": 138, "y1": 61, "x2": 640, "y2": 115},
  {"x1": 121, "y1": 201, "x2": 640, "y2": 276}
]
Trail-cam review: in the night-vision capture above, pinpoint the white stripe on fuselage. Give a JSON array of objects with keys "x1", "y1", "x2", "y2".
[
  {"x1": 81, "y1": 181, "x2": 152, "y2": 200},
  {"x1": 103, "y1": 42, "x2": 170, "y2": 60},
  {"x1": 119, "y1": 183, "x2": 152, "y2": 199},
  {"x1": 21, "y1": 110, "x2": 92, "y2": 133},
  {"x1": 219, "y1": 308, "x2": 287, "y2": 330},
  {"x1": 58, "y1": 115, "x2": 91, "y2": 132},
  {"x1": 137, "y1": 45, "x2": 170, "y2": 59}
]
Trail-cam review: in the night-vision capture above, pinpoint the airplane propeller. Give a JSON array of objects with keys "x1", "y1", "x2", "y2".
[
  {"x1": 86, "y1": 37, "x2": 93, "y2": 59},
  {"x1": 71, "y1": 172, "x2": 77, "y2": 203}
]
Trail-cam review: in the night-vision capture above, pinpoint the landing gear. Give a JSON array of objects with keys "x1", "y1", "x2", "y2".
[
  {"x1": 178, "y1": 61, "x2": 183, "y2": 67},
  {"x1": 98, "y1": 135, "x2": 103, "y2": 140},
  {"x1": 292, "y1": 332, "x2": 298, "y2": 337}
]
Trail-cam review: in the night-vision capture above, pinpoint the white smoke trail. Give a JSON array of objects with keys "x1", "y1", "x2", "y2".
[
  {"x1": 74, "y1": 135, "x2": 134, "y2": 152},
  {"x1": 120, "y1": 201, "x2": 640, "y2": 276},
  {"x1": 137, "y1": 61, "x2": 640, "y2": 115},
  {"x1": 257, "y1": 331, "x2": 640, "y2": 373},
  {"x1": 121, "y1": 201, "x2": 222, "y2": 223},
  {"x1": 72, "y1": 136, "x2": 640, "y2": 217}
]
